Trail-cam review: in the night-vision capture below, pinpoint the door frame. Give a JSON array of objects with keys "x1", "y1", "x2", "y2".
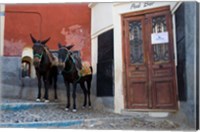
[{"x1": 121, "y1": 6, "x2": 178, "y2": 111}]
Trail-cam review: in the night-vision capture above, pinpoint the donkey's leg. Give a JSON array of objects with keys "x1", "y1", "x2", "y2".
[
  {"x1": 43, "y1": 74, "x2": 49, "y2": 102},
  {"x1": 36, "y1": 75, "x2": 42, "y2": 102},
  {"x1": 64, "y1": 81, "x2": 70, "y2": 111},
  {"x1": 87, "y1": 77, "x2": 92, "y2": 108},
  {"x1": 72, "y1": 83, "x2": 77, "y2": 112},
  {"x1": 80, "y1": 82, "x2": 87, "y2": 108},
  {"x1": 53, "y1": 75, "x2": 58, "y2": 101}
]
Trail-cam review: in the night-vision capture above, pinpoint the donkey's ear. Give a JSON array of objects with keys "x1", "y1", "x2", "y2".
[
  {"x1": 58, "y1": 43, "x2": 62, "y2": 48},
  {"x1": 41, "y1": 37, "x2": 51, "y2": 45},
  {"x1": 30, "y1": 34, "x2": 37, "y2": 43},
  {"x1": 66, "y1": 45, "x2": 74, "y2": 50}
]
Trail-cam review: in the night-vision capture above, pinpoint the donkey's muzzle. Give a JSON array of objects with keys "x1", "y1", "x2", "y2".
[
  {"x1": 33, "y1": 58, "x2": 41, "y2": 67},
  {"x1": 57, "y1": 62, "x2": 65, "y2": 71}
]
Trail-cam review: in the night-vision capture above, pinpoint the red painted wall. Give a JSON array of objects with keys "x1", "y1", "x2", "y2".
[{"x1": 4, "y1": 4, "x2": 91, "y2": 63}]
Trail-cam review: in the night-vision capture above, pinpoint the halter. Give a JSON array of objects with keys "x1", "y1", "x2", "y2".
[
  {"x1": 59, "y1": 46, "x2": 82, "y2": 83},
  {"x1": 33, "y1": 43, "x2": 45, "y2": 60},
  {"x1": 33, "y1": 44, "x2": 54, "y2": 65},
  {"x1": 60, "y1": 47, "x2": 73, "y2": 73},
  {"x1": 34, "y1": 52, "x2": 44, "y2": 59},
  {"x1": 60, "y1": 47, "x2": 72, "y2": 63}
]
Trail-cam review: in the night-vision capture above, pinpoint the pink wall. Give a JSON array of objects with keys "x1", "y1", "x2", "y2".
[{"x1": 4, "y1": 4, "x2": 91, "y2": 63}]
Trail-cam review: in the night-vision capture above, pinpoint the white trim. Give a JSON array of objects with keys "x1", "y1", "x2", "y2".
[
  {"x1": 172, "y1": 14, "x2": 177, "y2": 66},
  {"x1": 88, "y1": 3, "x2": 97, "y2": 8},
  {"x1": 0, "y1": 5, "x2": 5, "y2": 56},
  {"x1": 171, "y1": 2, "x2": 182, "y2": 66},
  {"x1": 171, "y1": 2, "x2": 182, "y2": 14},
  {"x1": 91, "y1": 37, "x2": 98, "y2": 95},
  {"x1": 113, "y1": 2, "x2": 130, "y2": 7},
  {"x1": 91, "y1": 24, "x2": 113, "y2": 39}
]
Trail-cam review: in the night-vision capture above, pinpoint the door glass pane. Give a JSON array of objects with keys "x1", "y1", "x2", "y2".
[
  {"x1": 152, "y1": 15, "x2": 169, "y2": 62},
  {"x1": 129, "y1": 21, "x2": 144, "y2": 64}
]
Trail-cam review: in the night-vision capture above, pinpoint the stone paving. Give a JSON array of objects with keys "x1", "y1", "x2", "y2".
[{"x1": 0, "y1": 98, "x2": 194, "y2": 130}]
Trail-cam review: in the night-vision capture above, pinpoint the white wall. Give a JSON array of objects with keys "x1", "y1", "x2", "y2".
[
  {"x1": 91, "y1": 37, "x2": 98, "y2": 95},
  {"x1": 90, "y1": 3, "x2": 113, "y2": 39},
  {"x1": 0, "y1": 5, "x2": 5, "y2": 56},
  {"x1": 90, "y1": 3, "x2": 114, "y2": 96},
  {"x1": 113, "y1": 2, "x2": 178, "y2": 113}
]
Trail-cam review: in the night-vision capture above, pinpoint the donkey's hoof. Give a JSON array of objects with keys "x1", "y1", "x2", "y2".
[
  {"x1": 65, "y1": 108, "x2": 69, "y2": 111},
  {"x1": 44, "y1": 100, "x2": 49, "y2": 103},
  {"x1": 36, "y1": 98, "x2": 40, "y2": 102},
  {"x1": 82, "y1": 106, "x2": 86, "y2": 109},
  {"x1": 54, "y1": 99, "x2": 58, "y2": 102},
  {"x1": 88, "y1": 106, "x2": 92, "y2": 109},
  {"x1": 72, "y1": 109, "x2": 77, "y2": 113}
]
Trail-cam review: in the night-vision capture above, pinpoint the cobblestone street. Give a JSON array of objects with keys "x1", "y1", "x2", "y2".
[{"x1": 0, "y1": 98, "x2": 193, "y2": 130}]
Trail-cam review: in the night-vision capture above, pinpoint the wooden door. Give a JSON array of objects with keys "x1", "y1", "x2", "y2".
[{"x1": 123, "y1": 7, "x2": 178, "y2": 110}]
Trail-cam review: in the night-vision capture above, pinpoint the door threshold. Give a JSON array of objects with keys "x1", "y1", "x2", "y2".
[
  {"x1": 121, "y1": 109, "x2": 178, "y2": 118},
  {"x1": 122, "y1": 109, "x2": 178, "y2": 112}
]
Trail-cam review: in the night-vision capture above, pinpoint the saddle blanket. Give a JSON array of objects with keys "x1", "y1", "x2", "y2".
[{"x1": 79, "y1": 61, "x2": 92, "y2": 77}]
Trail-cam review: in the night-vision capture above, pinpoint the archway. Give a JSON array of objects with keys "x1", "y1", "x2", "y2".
[{"x1": 21, "y1": 47, "x2": 36, "y2": 78}]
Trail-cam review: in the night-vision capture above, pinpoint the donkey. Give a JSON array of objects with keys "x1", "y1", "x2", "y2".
[
  {"x1": 30, "y1": 34, "x2": 58, "y2": 102},
  {"x1": 57, "y1": 43, "x2": 93, "y2": 112}
]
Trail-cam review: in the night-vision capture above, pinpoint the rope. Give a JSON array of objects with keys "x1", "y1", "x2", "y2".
[
  {"x1": 63, "y1": 64, "x2": 73, "y2": 74},
  {"x1": 74, "y1": 74, "x2": 82, "y2": 83},
  {"x1": 43, "y1": 47, "x2": 58, "y2": 66}
]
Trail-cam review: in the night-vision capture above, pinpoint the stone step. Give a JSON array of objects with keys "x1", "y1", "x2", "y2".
[
  {"x1": 0, "y1": 101, "x2": 60, "y2": 111},
  {"x1": 0, "y1": 120, "x2": 83, "y2": 128},
  {"x1": 0, "y1": 100, "x2": 83, "y2": 128}
]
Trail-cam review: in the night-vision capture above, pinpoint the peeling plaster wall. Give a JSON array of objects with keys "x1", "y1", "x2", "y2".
[
  {"x1": 4, "y1": 4, "x2": 91, "y2": 63},
  {"x1": 1, "y1": 4, "x2": 93, "y2": 103}
]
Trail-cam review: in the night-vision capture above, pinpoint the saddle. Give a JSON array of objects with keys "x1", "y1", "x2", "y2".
[{"x1": 79, "y1": 61, "x2": 92, "y2": 77}]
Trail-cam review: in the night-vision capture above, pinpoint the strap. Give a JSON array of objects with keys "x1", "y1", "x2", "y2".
[
  {"x1": 74, "y1": 74, "x2": 81, "y2": 83},
  {"x1": 63, "y1": 64, "x2": 73, "y2": 74},
  {"x1": 43, "y1": 47, "x2": 55, "y2": 66}
]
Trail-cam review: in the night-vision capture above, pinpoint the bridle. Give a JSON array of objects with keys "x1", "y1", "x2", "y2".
[
  {"x1": 59, "y1": 47, "x2": 74, "y2": 73},
  {"x1": 59, "y1": 46, "x2": 82, "y2": 83},
  {"x1": 33, "y1": 44, "x2": 54, "y2": 65},
  {"x1": 34, "y1": 51, "x2": 44, "y2": 60},
  {"x1": 33, "y1": 43, "x2": 45, "y2": 61},
  {"x1": 60, "y1": 47, "x2": 71, "y2": 63}
]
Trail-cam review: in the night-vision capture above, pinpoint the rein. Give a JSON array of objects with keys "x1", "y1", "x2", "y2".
[
  {"x1": 43, "y1": 47, "x2": 55, "y2": 65},
  {"x1": 63, "y1": 61, "x2": 73, "y2": 73},
  {"x1": 63, "y1": 50, "x2": 73, "y2": 74},
  {"x1": 61, "y1": 47, "x2": 82, "y2": 83}
]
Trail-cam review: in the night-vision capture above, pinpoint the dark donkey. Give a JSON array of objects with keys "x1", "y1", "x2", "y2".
[
  {"x1": 30, "y1": 34, "x2": 58, "y2": 102},
  {"x1": 57, "y1": 43, "x2": 93, "y2": 112}
]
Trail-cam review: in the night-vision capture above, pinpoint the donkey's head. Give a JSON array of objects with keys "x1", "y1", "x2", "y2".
[
  {"x1": 57, "y1": 43, "x2": 74, "y2": 70},
  {"x1": 30, "y1": 34, "x2": 51, "y2": 68}
]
